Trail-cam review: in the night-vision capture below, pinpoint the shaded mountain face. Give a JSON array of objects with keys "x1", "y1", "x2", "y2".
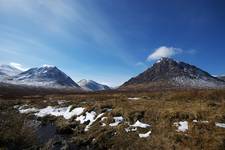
[
  {"x1": 218, "y1": 76, "x2": 225, "y2": 81},
  {"x1": 7, "y1": 66, "x2": 80, "y2": 88},
  {"x1": 121, "y1": 57, "x2": 225, "y2": 89},
  {"x1": 78, "y1": 79, "x2": 111, "y2": 91},
  {"x1": 0, "y1": 65, "x2": 22, "y2": 79}
]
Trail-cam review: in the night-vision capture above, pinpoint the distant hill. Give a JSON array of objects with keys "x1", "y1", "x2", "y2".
[
  {"x1": 120, "y1": 57, "x2": 225, "y2": 90},
  {"x1": 78, "y1": 79, "x2": 111, "y2": 91}
]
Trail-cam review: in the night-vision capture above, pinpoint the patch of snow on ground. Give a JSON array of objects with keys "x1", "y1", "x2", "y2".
[
  {"x1": 139, "y1": 131, "x2": 151, "y2": 138},
  {"x1": 17, "y1": 105, "x2": 84, "y2": 119},
  {"x1": 76, "y1": 111, "x2": 96, "y2": 124},
  {"x1": 174, "y1": 121, "x2": 188, "y2": 132},
  {"x1": 35, "y1": 105, "x2": 84, "y2": 119},
  {"x1": 215, "y1": 123, "x2": 225, "y2": 128},
  {"x1": 131, "y1": 120, "x2": 150, "y2": 128},
  {"x1": 125, "y1": 120, "x2": 151, "y2": 132},
  {"x1": 125, "y1": 127, "x2": 138, "y2": 132},
  {"x1": 19, "y1": 107, "x2": 39, "y2": 114},
  {"x1": 13, "y1": 105, "x2": 20, "y2": 109},
  {"x1": 128, "y1": 97, "x2": 140, "y2": 100},
  {"x1": 63, "y1": 106, "x2": 85, "y2": 119},
  {"x1": 101, "y1": 117, "x2": 107, "y2": 121},
  {"x1": 76, "y1": 111, "x2": 105, "y2": 131},
  {"x1": 100, "y1": 117, "x2": 107, "y2": 127},
  {"x1": 109, "y1": 116, "x2": 124, "y2": 127},
  {"x1": 85, "y1": 113, "x2": 104, "y2": 131},
  {"x1": 193, "y1": 120, "x2": 209, "y2": 123}
]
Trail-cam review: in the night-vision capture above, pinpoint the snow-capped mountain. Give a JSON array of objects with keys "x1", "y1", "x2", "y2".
[
  {"x1": 78, "y1": 79, "x2": 111, "y2": 91},
  {"x1": 0, "y1": 64, "x2": 22, "y2": 79},
  {"x1": 5, "y1": 65, "x2": 80, "y2": 89},
  {"x1": 121, "y1": 57, "x2": 225, "y2": 90}
]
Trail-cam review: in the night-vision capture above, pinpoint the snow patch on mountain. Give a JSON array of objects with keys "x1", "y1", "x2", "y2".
[
  {"x1": 0, "y1": 64, "x2": 22, "y2": 77},
  {"x1": 2, "y1": 66, "x2": 80, "y2": 89}
]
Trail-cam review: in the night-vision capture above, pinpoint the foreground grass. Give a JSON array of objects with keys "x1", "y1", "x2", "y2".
[{"x1": 0, "y1": 89, "x2": 225, "y2": 149}]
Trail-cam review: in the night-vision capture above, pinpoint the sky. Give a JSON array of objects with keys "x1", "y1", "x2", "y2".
[{"x1": 0, "y1": 0, "x2": 225, "y2": 87}]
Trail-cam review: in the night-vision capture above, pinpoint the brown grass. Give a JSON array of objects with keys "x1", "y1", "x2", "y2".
[{"x1": 0, "y1": 89, "x2": 225, "y2": 149}]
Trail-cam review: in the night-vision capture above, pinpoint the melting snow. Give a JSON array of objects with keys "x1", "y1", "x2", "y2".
[
  {"x1": 85, "y1": 113, "x2": 104, "y2": 131},
  {"x1": 17, "y1": 105, "x2": 84, "y2": 119},
  {"x1": 131, "y1": 120, "x2": 150, "y2": 128},
  {"x1": 215, "y1": 123, "x2": 225, "y2": 128},
  {"x1": 101, "y1": 123, "x2": 106, "y2": 127},
  {"x1": 19, "y1": 107, "x2": 39, "y2": 114},
  {"x1": 128, "y1": 97, "x2": 140, "y2": 100},
  {"x1": 193, "y1": 120, "x2": 209, "y2": 123},
  {"x1": 101, "y1": 117, "x2": 107, "y2": 121},
  {"x1": 35, "y1": 105, "x2": 84, "y2": 119},
  {"x1": 139, "y1": 131, "x2": 151, "y2": 138},
  {"x1": 125, "y1": 120, "x2": 150, "y2": 132},
  {"x1": 100, "y1": 117, "x2": 108, "y2": 127},
  {"x1": 17, "y1": 104, "x2": 39, "y2": 114},
  {"x1": 174, "y1": 121, "x2": 188, "y2": 132},
  {"x1": 125, "y1": 127, "x2": 138, "y2": 132},
  {"x1": 76, "y1": 111, "x2": 105, "y2": 131},
  {"x1": 76, "y1": 111, "x2": 96, "y2": 124},
  {"x1": 109, "y1": 116, "x2": 124, "y2": 127}
]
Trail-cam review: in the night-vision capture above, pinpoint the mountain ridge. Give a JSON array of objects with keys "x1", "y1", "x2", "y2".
[
  {"x1": 120, "y1": 57, "x2": 225, "y2": 90},
  {"x1": 0, "y1": 64, "x2": 22, "y2": 78},
  {"x1": 2, "y1": 65, "x2": 81, "y2": 89}
]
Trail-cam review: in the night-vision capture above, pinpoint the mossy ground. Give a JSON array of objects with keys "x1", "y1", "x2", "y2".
[{"x1": 0, "y1": 89, "x2": 225, "y2": 149}]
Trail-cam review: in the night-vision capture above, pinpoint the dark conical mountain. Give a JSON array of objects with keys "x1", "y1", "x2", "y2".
[
  {"x1": 8, "y1": 65, "x2": 80, "y2": 88},
  {"x1": 121, "y1": 57, "x2": 225, "y2": 90}
]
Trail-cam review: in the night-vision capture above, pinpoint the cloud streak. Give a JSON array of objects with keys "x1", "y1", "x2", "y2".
[{"x1": 0, "y1": 0, "x2": 134, "y2": 65}]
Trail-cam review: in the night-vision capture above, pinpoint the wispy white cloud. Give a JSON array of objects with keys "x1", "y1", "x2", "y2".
[
  {"x1": 0, "y1": 0, "x2": 133, "y2": 65},
  {"x1": 147, "y1": 46, "x2": 183, "y2": 61},
  {"x1": 10, "y1": 62, "x2": 27, "y2": 71}
]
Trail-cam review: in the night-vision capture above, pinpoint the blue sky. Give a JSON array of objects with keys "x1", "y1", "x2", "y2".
[{"x1": 0, "y1": 0, "x2": 225, "y2": 86}]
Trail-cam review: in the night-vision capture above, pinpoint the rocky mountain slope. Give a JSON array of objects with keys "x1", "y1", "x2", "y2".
[
  {"x1": 121, "y1": 57, "x2": 225, "y2": 90},
  {"x1": 2, "y1": 65, "x2": 80, "y2": 89},
  {"x1": 0, "y1": 65, "x2": 22, "y2": 79},
  {"x1": 78, "y1": 79, "x2": 111, "y2": 91},
  {"x1": 218, "y1": 76, "x2": 225, "y2": 81}
]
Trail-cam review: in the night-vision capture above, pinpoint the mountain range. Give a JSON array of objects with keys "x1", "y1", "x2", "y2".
[
  {"x1": 0, "y1": 58, "x2": 224, "y2": 92},
  {"x1": 0, "y1": 65, "x2": 110, "y2": 91},
  {"x1": 120, "y1": 57, "x2": 225, "y2": 90}
]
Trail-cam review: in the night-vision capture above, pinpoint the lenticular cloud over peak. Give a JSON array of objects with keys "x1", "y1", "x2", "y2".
[{"x1": 147, "y1": 46, "x2": 183, "y2": 61}]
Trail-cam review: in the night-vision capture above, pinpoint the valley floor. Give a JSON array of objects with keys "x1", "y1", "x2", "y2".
[{"x1": 0, "y1": 90, "x2": 225, "y2": 150}]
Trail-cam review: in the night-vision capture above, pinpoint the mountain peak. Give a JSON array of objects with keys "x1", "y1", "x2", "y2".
[
  {"x1": 121, "y1": 58, "x2": 225, "y2": 89},
  {"x1": 78, "y1": 79, "x2": 110, "y2": 91},
  {"x1": 42, "y1": 64, "x2": 56, "y2": 68},
  {"x1": 155, "y1": 57, "x2": 179, "y2": 64},
  {"x1": 8, "y1": 66, "x2": 80, "y2": 88}
]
